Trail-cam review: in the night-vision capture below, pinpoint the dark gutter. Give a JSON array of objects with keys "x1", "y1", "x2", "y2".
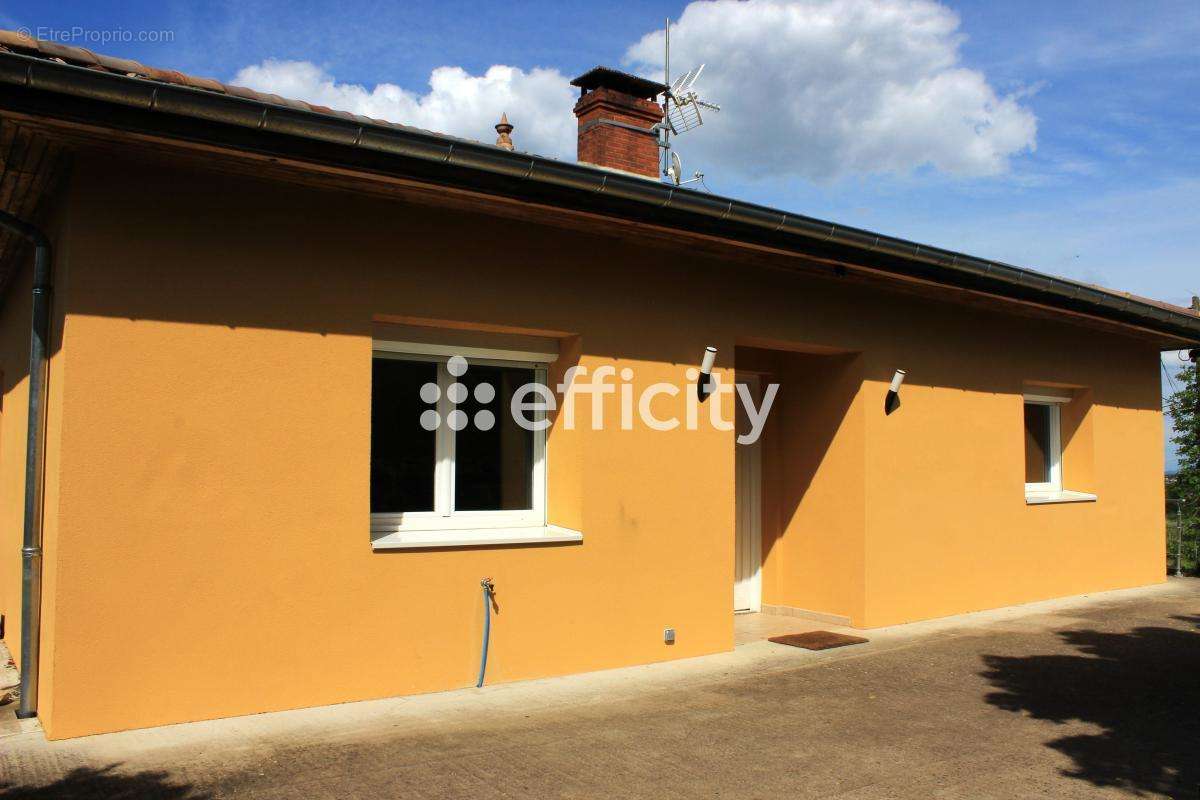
[{"x1": 0, "y1": 51, "x2": 1197, "y2": 343}]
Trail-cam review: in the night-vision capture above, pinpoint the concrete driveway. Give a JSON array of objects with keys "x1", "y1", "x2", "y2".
[{"x1": 1, "y1": 579, "x2": 1197, "y2": 799}]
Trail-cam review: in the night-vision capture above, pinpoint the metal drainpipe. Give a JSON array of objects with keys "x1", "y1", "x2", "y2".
[{"x1": 0, "y1": 211, "x2": 52, "y2": 720}]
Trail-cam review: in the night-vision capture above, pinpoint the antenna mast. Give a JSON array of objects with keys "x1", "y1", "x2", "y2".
[
  {"x1": 662, "y1": 17, "x2": 671, "y2": 180},
  {"x1": 657, "y1": 17, "x2": 720, "y2": 186}
]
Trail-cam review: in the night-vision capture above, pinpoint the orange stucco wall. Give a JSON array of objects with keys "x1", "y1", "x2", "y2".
[
  {"x1": 861, "y1": 318, "x2": 1164, "y2": 627},
  {"x1": 0, "y1": 156, "x2": 1167, "y2": 738},
  {"x1": 0, "y1": 257, "x2": 31, "y2": 668},
  {"x1": 752, "y1": 348, "x2": 867, "y2": 623}
]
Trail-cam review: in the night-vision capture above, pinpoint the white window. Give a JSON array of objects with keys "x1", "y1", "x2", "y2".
[
  {"x1": 1022, "y1": 389, "x2": 1097, "y2": 505},
  {"x1": 1023, "y1": 399, "x2": 1061, "y2": 494},
  {"x1": 370, "y1": 342, "x2": 549, "y2": 537}
]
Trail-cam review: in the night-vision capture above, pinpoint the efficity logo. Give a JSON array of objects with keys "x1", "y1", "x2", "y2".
[
  {"x1": 418, "y1": 355, "x2": 778, "y2": 445},
  {"x1": 418, "y1": 355, "x2": 497, "y2": 432}
]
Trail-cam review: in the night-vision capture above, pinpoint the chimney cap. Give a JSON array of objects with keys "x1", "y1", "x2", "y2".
[{"x1": 570, "y1": 66, "x2": 666, "y2": 100}]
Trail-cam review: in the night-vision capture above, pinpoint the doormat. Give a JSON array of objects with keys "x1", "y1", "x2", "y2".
[{"x1": 768, "y1": 631, "x2": 869, "y2": 650}]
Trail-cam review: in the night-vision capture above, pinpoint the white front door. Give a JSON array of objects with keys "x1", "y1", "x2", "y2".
[{"x1": 734, "y1": 374, "x2": 762, "y2": 612}]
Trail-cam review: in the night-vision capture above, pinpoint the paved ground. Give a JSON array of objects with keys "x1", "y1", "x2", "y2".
[{"x1": 1, "y1": 579, "x2": 1197, "y2": 799}]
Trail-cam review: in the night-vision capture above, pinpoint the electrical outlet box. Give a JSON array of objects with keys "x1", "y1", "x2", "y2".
[{"x1": 663, "y1": 627, "x2": 675, "y2": 644}]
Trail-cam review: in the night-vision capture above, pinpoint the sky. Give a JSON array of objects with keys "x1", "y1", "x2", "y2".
[{"x1": 6, "y1": 0, "x2": 1198, "y2": 468}]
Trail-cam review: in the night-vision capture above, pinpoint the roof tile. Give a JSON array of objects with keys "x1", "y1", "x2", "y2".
[
  {"x1": 93, "y1": 53, "x2": 142, "y2": 74},
  {"x1": 37, "y1": 41, "x2": 91, "y2": 64},
  {"x1": 0, "y1": 29, "x2": 37, "y2": 50},
  {"x1": 223, "y1": 84, "x2": 260, "y2": 100}
]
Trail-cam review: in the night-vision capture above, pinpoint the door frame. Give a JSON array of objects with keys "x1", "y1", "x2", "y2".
[{"x1": 734, "y1": 372, "x2": 763, "y2": 613}]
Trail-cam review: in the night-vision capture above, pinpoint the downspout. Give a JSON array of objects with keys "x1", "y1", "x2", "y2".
[{"x1": 0, "y1": 211, "x2": 52, "y2": 720}]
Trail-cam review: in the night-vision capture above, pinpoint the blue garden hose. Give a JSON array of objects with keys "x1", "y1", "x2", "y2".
[{"x1": 477, "y1": 578, "x2": 494, "y2": 687}]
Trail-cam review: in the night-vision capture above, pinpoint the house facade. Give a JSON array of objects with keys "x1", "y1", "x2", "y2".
[{"x1": 0, "y1": 35, "x2": 1196, "y2": 739}]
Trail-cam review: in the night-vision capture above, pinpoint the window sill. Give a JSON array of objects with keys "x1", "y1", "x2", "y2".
[
  {"x1": 1025, "y1": 490, "x2": 1098, "y2": 505},
  {"x1": 371, "y1": 524, "x2": 583, "y2": 550}
]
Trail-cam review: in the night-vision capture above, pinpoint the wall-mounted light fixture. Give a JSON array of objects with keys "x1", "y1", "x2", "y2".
[
  {"x1": 885, "y1": 369, "x2": 906, "y2": 415},
  {"x1": 697, "y1": 346, "x2": 717, "y2": 402}
]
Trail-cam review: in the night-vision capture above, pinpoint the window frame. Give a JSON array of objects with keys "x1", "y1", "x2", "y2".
[
  {"x1": 1023, "y1": 398, "x2": 1062, "y2": 494},
  {"x1": 370, "y1": 342, "x2": 550, "y2": 536}
]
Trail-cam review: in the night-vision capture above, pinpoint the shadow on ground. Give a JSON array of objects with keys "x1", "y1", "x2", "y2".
[
  {"x1": 981, "y1": 613, "x2": 1200, "y2": 796},
  {"x1": 0, "y1": 764, "x2": 210, "y2": 799}
]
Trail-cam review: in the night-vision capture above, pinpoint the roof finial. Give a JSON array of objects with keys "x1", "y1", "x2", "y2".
[{"x1": 495, "y1": 113, "x2": 514, "y2": 150}]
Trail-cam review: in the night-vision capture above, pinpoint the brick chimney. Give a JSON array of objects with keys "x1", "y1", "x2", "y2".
[{"x1": 570, "y1": 67, "x2": 667, "y2": 178}]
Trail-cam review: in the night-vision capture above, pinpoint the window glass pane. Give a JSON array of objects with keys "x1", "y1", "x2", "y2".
[
  {"x1": 1024, "y1": 403, "x2": 1051, "y2": 484},
  {"x1": 371, "y1": 358, "x2": 437, "y2": 512},
  {"x1": 454, "y1": 365, "x2": 535, "y2": 511}
]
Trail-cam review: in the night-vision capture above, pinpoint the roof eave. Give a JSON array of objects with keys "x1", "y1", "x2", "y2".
[{"x1": 1, "y1": 52, "x2": 1196, "y2": 345}]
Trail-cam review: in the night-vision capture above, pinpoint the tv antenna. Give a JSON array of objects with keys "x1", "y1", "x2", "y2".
[
  {"x1": 660, "y1": 17, "x2": 720, "y2": 186},
  {"x1": 667, "y1": 65, "x2": 720, "y2": 133}
]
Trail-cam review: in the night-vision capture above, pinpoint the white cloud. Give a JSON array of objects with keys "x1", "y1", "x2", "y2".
[
  {"x1": 625, "y1": 0, "x2": 1036, "y2": 181},
  {"x1": 231, "y1": 60, "x2": 578, "y2": 159},
  {"x1": 231, "y1": 0, "x2": 1036, "y2": 182}
]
